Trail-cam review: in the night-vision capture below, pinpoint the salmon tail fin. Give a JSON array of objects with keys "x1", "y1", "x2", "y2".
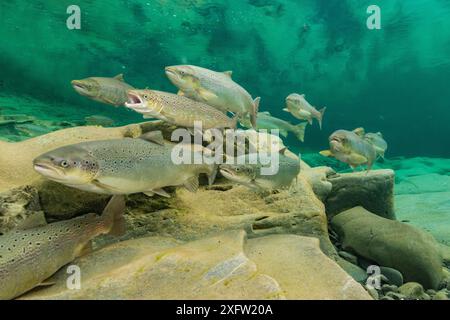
[
  {"x1": 102, "y1": 195, "x2": 126, "y2": 236},
  {"x1": 250, "y1": 97, "x2": 260, "y2": 128},
  {"x1": 318, "y1": 107, "x2": 326, "y2": 130},
  {"x1": 294, "y1": 122, "x2": 307, "y2": 142}
]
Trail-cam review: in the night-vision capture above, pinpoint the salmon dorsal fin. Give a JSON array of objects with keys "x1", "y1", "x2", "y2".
[
  {"x1": 353, "y1": 127, "x2": 365, "y2": 137},
  {"x1": 139, "y1": 131, "x2": 165, "y2": 145},
  {"x1": 114, "y1": 74, "x2": 124, "y2": 81},
  {"x1": 222, "y1": 71, "x2": 233, "y2": 78},
  {"x1": 16, "y1": 212, "x2": 47, "y2": 230}
]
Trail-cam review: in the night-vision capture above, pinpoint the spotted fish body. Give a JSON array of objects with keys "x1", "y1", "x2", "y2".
[
  {"x1": 220, "y1": 153, "x2": 300, "y2": 191},
  {"x1": 125, "y1": 90, "x2": 237, "y2": 130},
  {"x1": 320, "y1": 129, "x2": 377, "y2": 170},
  {"x1": 284, "y1": 93, "x2": 326, "y2": 129},
  {"x1": 33, "y1": 138, "x2": 216, "y2": 196},
  {"x1": 0, "y1": 196, "x2": 125, "y2": 300},
  {"x1": 71, "y1": 74, "x2": 134, "y2": 106},
  {"x1": 165, "y1": 65, "x2": 260, "y2": 128}
]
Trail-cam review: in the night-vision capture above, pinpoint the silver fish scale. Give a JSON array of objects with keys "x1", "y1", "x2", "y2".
[
  {"x1": 82, "y1": 138, "x2": 165, "y2": 175},
  {"x1": 152, "y1": 91, "x2": 234, "y2": 127}
]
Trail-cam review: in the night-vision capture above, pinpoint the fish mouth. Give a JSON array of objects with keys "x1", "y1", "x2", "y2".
[
  {"x1": 33, "y1": 162, "x2": 64, "y2": 179},
  {"x1": 71, "y1": 81, "x2": 89, "y2": 96},
  {"x1": 330, "y1": 136, "x2": 342, "y2": 143},
  {"x1": 219, "y1": 167, "x2": 240, "y2": 181},
  {"x1": 164, "y1": 67, "x2": 179, "y2": 80},
  {"x1": 125, "y1": 91, "x2": 144, "y2": 109},
  {"x1": 219, "y1": 167, "x2": 235, "y2": 176}
]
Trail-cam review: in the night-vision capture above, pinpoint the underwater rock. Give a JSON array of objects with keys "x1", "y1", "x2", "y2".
[
  {"x1": 0, "y1": 121, "x2": 174, "y2": 192},
  {"x1": 380, "y1": 266, "x2": 404, "y2": 287},
  {"x1": 398, "y1": 282, "x2": 430, "y2": 300},
  {"x1": 338, "y1": 250, "x2": 358, "y2": 265},
  {"x1": 245, "y1": 234, "x2": 371, "y2": 299},
  {"x1": 21, "y1": 231, "x2": 371, "y2": 300},
  {"x1": 331, "y1": 206, "x2": 444, "y2": 289},
  {"x1": 433, "y1": 291, "x2": 449, "y2": 300},
  {"x1": 335, "y1": 258, "x2": 368, "y2": 283},
  {"x1": 325, "y1": 169, "x2": 395, "y2": 219},
  {"x1": 0, "y1": 185, "x2": 42, "y2": 235},
  {"x1": 299, "y1": 166, "x2": 334, "y2": 201},
  {"x1": 36, "y1": 181, "x2": 110, "y2": 220},
  {"x1": 122, "y1": 176, "x2": 336, "y2": 258}
]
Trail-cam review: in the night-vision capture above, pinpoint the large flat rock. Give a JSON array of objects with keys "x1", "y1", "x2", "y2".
[
  {"x1": 123, "y1": 175, "x2": 337, "y2": 258},
  {"x1": 246, "y1": 234, "x2": 372, "y2": 300},
  {"x1": 20, "y1": 231, "x2": 371, "y2": 300},
  {"x1": 325, "y1": 170, "x2": 395, "y2": 219}
]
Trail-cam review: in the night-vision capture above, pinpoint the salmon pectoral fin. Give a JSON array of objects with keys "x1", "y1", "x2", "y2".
[
  {"x1": 319, "y1": 150, "x2": 333, "y2": 157},
  {"x1": 37, "y1": 279, "x2": 57, "y2": 287},
  {"x1": 139, "y1": 130, "x2": 165, "y2": 145},
  {"x1": 177, "y1": 90, "x2": 185, "y2": 96},
  {"x1": 348, "y1": 153, "x2": 368, "y2": 165},
  {"x1": 103, "y1": 195, "x2": 126, "y2": 237},
  {"x1": 184, "y1": 176, "x2": 200, "y2": 192},
  {"x1": 197, "y1": 87, "x2": 218, "y2": 100},
  {"x1": 145, "y1": 189, "x2": 171, "y2": 198},
  {"x1": 92, "y1": 179, "x2": 123, "y2": 193}
]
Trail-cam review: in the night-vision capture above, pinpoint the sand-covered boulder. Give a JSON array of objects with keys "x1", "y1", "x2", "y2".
[
  {"x1": 0, "y1": 185, "x2": 43, "y2": 234},
  {"x1": 246, "y1": 234, "x2": 371, "y2": 299},
  {"x1": 300, "y1": 166, "x2": 334, "y2": 201},
  {"x1": 21, "y1": 231, "x2": 371, "y2": 300},
  {"x1": 121, "y1": 176, "x2": 336, "y2": 258},
  {"x1": 325, "y1": 170, "x2": 395, "y2": 219},
  {"x1": 331, "y1": 206, "x2": 443, "y2": 289}
]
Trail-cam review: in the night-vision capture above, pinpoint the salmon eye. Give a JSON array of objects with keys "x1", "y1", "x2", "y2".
[
  {"x1": 143, "y1": 94, "x2": 149, "y2": 100},
  {"x1": 60, "y1": 160, "x2": 69, "y2": 168}
]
